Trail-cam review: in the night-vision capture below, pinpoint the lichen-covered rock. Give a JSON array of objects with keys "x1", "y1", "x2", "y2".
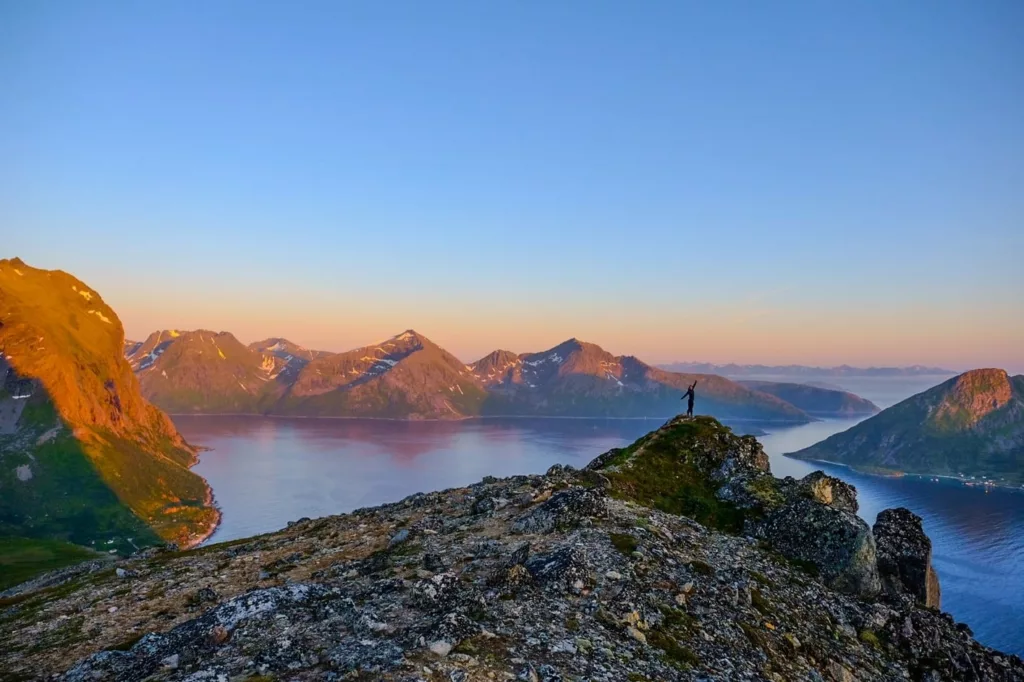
[
  {"x1": 510, "y1": 486, "x2": 606, "y2": 534},
  {"x1": 752, "y1": 498, "x2": 882, "y2": 598},
  {"x1": 874, "y1": 507, "x2": 941, "y2": 609},
  {"x1": 798, "y1": 471, "x2": 859, "y2": 513},
  {"x1": 524, "y1": 545, "x2": 588, "y2": 591},
  {"x1": 715, "y1": 472, "x2": 786, "y2": 510},
  {"x1": 64, "y1": 584, "x2": 336, "y2": 682}
]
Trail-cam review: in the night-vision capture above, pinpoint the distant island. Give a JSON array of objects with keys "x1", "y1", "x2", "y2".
[
  {"x1": 786, "y1": 369, "x2": 1024, "y2": 487},
  {"x1": 659, "y1": 362, "x2": 955, "y2": 378},
  {"x1": 737, "y1": 380, "x2": 879, "y2": 417}
]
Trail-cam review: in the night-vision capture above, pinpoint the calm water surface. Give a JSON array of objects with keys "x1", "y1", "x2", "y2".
[{"x1": 176, "y1": 383, "x2": 1023, "y2": 655}]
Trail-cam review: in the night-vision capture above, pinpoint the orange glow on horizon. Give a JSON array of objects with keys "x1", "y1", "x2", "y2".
[{"x1": 109, "y1": 290, "x2": 1024, "y2": 372}]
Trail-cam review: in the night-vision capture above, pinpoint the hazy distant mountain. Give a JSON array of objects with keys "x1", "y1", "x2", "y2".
[
  {"x1": 658, "y1": 362, "x2": 955, "y2": 377},
  {"x1": 128, "y1": 330, "x2": 292, "y2": 413},
  {"x1": 787, "y1": 369, "x2": 1024, "y2": 484},
  {"x1": 1, "y1": 259, "x2": 217, "y2": 552},
  {"x1": 129, "y1": 331, "x2": 811, "y2": 422},
  {"x1": 737, "y1": 380, "x2": 880, "y2": 417},
  {"x1": 471, "y1": 339, "x2": 811, "y2": 422}
]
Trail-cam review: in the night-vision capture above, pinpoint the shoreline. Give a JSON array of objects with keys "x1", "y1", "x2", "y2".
[
  {"x1": 180, "y1": 465, "x2": 222, "y2": 550},
  {"x1": 785, "y1": 454, "x2": 1024, "y2": 492},
  {"x1": 166, "y1": 411, "x2": 814, "y2": 425}
]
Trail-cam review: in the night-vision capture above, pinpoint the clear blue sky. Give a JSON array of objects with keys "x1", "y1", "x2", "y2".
[{"x1": 2, "y1": 1, "x2": 1022, "y2": 370}]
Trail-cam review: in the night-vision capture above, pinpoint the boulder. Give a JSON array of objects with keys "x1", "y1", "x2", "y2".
[
  {"x1": 511, "y1": 487, "x2": 606, "y2": 534},
  {"x1": 524, "y1": 545, "x2": 588, "y2": 591},
  {"x1": 873, "y1": 507, "x2": 941, "y2": 609},
  {"x1": 751, "y1": 498, "x2": 881, "y2": 598},
  {"x1": 798, "y1": 471, "x2": 859, "y2": 513}
]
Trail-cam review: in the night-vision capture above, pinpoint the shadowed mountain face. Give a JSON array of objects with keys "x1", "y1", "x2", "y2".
[
  {"x1": 738, "y1": 380, "x2": 880, "y2": 417},
  {"x1": 0, "y1": 259, "x2": 217, "y2": 551},
  {"x1": 787, "y1": 369, "x2": 1024, "y2": 484},
  {"x1": 130, "y1": 332, "x2": 813, "y2": 423}
]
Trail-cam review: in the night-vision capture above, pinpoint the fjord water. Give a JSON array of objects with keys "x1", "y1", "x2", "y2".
[{"x1": 176, "y1": 378, "x2": 1024, "y2": 656}]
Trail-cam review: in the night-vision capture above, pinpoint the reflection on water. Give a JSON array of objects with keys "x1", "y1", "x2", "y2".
[
  {"x1": 181, "y1": 415, "x2": 662, "y2": 542},
  {"x1": 176, "y1": 412, "x2": 1024, "y2": 656}
]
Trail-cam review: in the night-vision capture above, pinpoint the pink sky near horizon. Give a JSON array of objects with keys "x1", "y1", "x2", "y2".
[{"x1": 110, "y1": 288, "x2": 1024, "y2": 373}]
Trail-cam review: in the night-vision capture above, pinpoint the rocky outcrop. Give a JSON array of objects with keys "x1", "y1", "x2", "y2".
[
  {"x1": 1, "y1": 416, "x2": 1011, "y2": 681},
  {"x1": 874, "y1": 507, "x2": 941, "y2": 609},
  {"x1": 591, "y1": 416, "x2": 883, "y2": 597},
  {"x1": 751, "y1": 498, "x2": 881, "y2": 598},
  {"x1": 797, "y1": 471, "x2": 859, "y2": 513}
]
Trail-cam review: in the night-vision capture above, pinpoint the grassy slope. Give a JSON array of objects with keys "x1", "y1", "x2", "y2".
[
  {"x1": 0, "y1": 536, "x2": 101, "y2": 591},
  {"x1": 0, "y1": 398, "x2": 160, "y2": 554},
  {"x1": 0, "y1": 259, "x2": 217, "y2": 550},
  {"x1": 789, "y1": 372, "x2": 1024, "y2": 484},
  {"x1": 593, "y1": 417, "x2": 750, "y2": 533}
]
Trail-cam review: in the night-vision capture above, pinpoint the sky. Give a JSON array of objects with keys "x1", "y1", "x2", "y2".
[{"x1": 2, "y1": 1, "x2": 1022, "y2": 371}]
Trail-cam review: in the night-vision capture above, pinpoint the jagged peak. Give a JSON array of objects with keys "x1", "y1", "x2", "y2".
[
  {"x1": 528, "y1": 337, "x2": 610, "y2": 359},
  {"x1": 473, "y1": 349, "x2": 519, "y2": 364}
]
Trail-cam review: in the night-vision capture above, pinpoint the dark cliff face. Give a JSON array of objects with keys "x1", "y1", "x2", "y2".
[
  {"x1": 874, "y1": 508, "x2": 941, "y2": 609},
  {"x1": 3, "y1": 416, "x2": 1011, "y2": 682},
  {"x1": 786, "y1": 369, "x2": 1024, "y2": 484}
]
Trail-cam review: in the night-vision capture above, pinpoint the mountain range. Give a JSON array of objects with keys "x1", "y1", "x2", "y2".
[
  {"x1": 659, "y1": 362, "x2": 955, "y2": 377},
  {"x1": 126, "y1": 330, "x2": 830, "y2": 422},
  {"x1": 0, "y1": 258, "x2": 218, "y2": 553},
  {"x1": 787, "y1": 369, "x2": 1024, "y2": 485}
]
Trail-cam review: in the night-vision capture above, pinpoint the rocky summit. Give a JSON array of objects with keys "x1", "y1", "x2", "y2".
[{"x1": 2, "y1": 417, "x2": 1020, "y2": 681}]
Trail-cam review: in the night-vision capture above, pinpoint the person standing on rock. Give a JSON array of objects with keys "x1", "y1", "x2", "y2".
[{"x1": 681, "y1": 380, "x2": 697, "y2": 418}]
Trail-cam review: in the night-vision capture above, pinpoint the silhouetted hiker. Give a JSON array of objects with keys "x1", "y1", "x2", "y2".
[{"x1": 681, "y1": 380, "x2": 697, "y2": 418}]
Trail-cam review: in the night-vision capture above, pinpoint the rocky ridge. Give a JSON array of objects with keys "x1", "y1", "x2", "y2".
[
  {"x1": 2, "y1": 416, "x2": 1019, "y2": 681},
  {"x1": 130, "y1": 330, "x2": 816, "y2": 422}
]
